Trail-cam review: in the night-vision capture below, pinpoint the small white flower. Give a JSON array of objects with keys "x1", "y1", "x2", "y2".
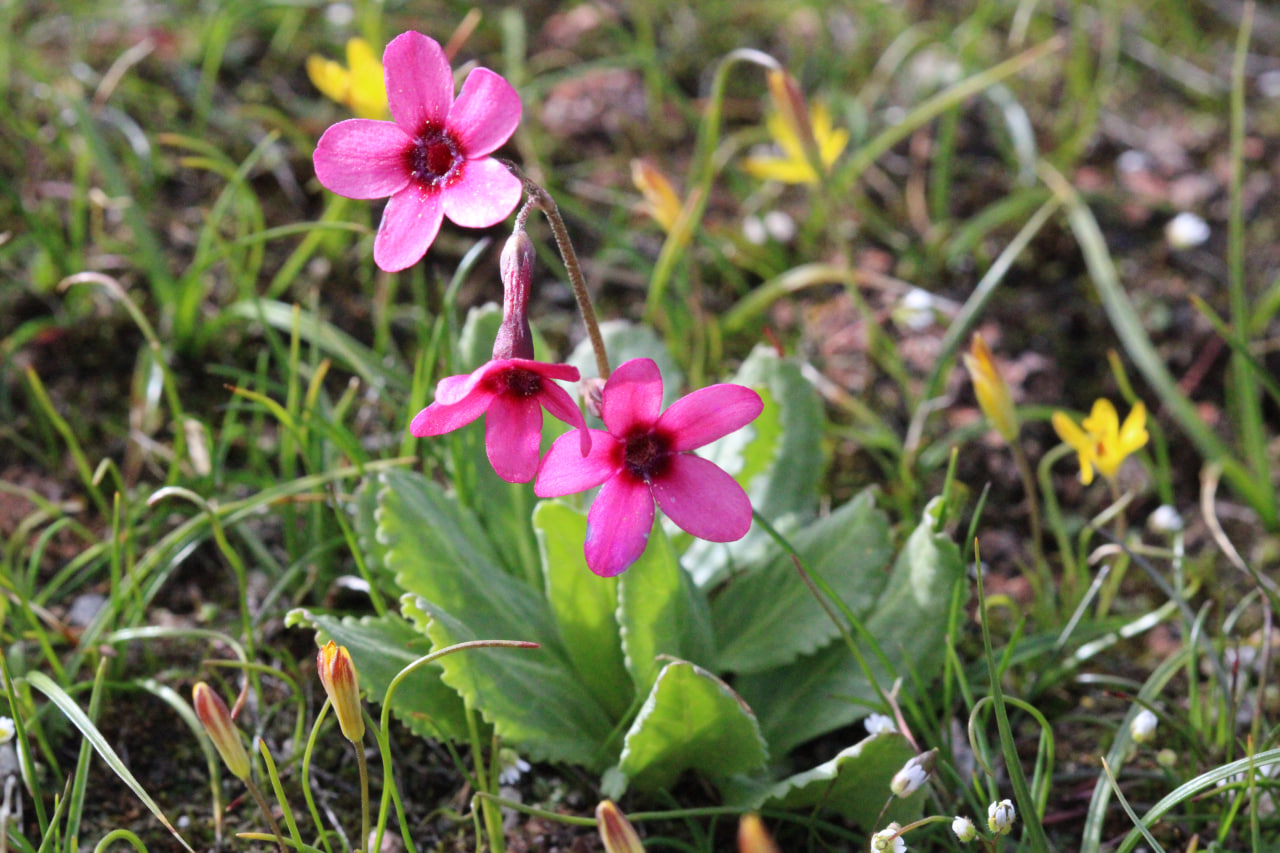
[
  {"x1": 496, "y1": 748, "x2": 530, "y2": 786},
  {"x1": 762, "y1": 210, "x2": 797, "y2": 243},
  {"x1": 951, "y1": 816, "x2": 976, "y2": 843},
  {"x1": 1148, "y1": 504, "x2": 1183, "y2": 534},
  {"x1": 1130, "y1": 708, "x2": 1158, "y2": 745},
  {"x1": 865, "y1": 713, "x2": 896, "y2": 735},
  {"x1": 897, "y1": 288, "x2": 937, "y2": 331},
  {"x1": 0, "y1": 716, "x2": 13, "y2": 744},
  {"x1": 870, "y1": 823, "x2": 906, "y2": 852},
  {"x1": 988, "y1": 799, "x2": 1016, "y2": 835},
  {"x1": 742, "y1": 215, "x2": 768, "y2": 245},
  {"x1": 890, "y1": 749, "x2": 935, "y2": 798},
  {"x1": 1165, "y1": 212, "x2": 1210, "y2": 249}
]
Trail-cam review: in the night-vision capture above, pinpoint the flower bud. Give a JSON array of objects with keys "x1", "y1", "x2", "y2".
[
  {"x1": 192, "y1": 682, "x2": 251, "y2": 781},
  {"x1": 952, "y1": 816, "x2": 976, "y2": 842},
  {"x1": 494, "y1": 229, "x2": 536, "y2": 361},
  {"x1": 864, "y1": 713, "x2": 896, "y2": 735},
  {"x1": 963, "y1": 334, "x2": 1019, "y2": 443},
  {"x1": 631, "y1": 159, "x2": 682, "y2": 234},
  {"x1": 317, "y1": 641, "x2": 365, "y2": 743},
  {"x1": 987, "y1": 799, "x2": 1016, "y2": 835},
  {"x1": 890, "y1": 749, "x2": 936, "y2": 798},
  {"x1": 596, "y1": 800, "x2": 644, "y2": 853},
  {"x1": 738, "y1": 814, "x2": 780, "y2": 853},
  {"x1": 1130, "y1": 708, "x2": 1158, "y2": 745},
  {"x1": 0, "y1": 716, "x2": 14, "y2": 745}
]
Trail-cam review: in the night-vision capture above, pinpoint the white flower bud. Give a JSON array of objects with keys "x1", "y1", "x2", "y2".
[
  {"x1": 988, "y1": 799, "x2": 1016, "y2": 835},
  {"x1": 890, "y1": 749, "x2": 935, "y2": 798},
  {"x1": 952, "y1": 816, "x2": 976, "y2": 843},
  {"x1": 1165, "y1": 212, "x2": 1210, "y2": 249},
  {"x1": 1130, "y1": 708, "x2": 1158, "y2": 744},
  {"x1": 865, "y1": 713, "x2": 896, "y2": 735}
]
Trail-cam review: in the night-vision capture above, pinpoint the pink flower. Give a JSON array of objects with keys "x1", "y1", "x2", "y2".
[
  {"x1": 410, "y1": 359, "x2": 588, "y2": 484},
  {"x1": 534, "y1": 358, "x2": 762, "y2": 577},
  {"x1": 313, "y1": 31, "x2": 523, "y2": 272}
]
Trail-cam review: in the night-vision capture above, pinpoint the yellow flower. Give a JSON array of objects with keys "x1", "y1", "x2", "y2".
[
  {"x1": 1051, "y1": 399, "x2": 1149, "y2": 485},
  {"x1": 306, "y1": 38, "x2": 388, "y2": 119},
  {"x1": 742, "y1": 101, "x2": 849, "y2": 185},
  {"x1": 963, "y1": 334, "x2": 1019, "y2": 443},
  {"x1": 631, "y1": 159, "x2": 682, "y2": 233}
]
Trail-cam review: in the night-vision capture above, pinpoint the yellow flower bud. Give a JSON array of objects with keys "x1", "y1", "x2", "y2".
[
  {"x1": 631, "y1": 159, "x2": 683, "y2": 233},
  {"x1": 963, "y1": 334, "x2": 1019, "y2": 444},
  {"x1": 596, "y1": 800, "x2": 644, "y2": 853},
  {"x1": 317, "y1": 641, "x2": 365, "y2": 743},
  {"x1": 738, "y1": 814, "x2": 780, "y2": 853},
  {"x1": 192, "y1": 682, "x2": 251, "y2": 781}
]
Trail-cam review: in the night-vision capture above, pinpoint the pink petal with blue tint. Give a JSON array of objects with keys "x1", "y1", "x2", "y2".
[
  {"x1": 485, "y1": 393, "x2": 543, "y2": 483},
  {"x1": 585, "y1": 475, "x2": 655, "y2": 576},
  {"x1": 313, "y1": 120, "x2": 413, "y2": 199},
  {"x1": 601, "y1": 358, "x2": 663, "y2": 436},
  {"x1": 659, "y1": 384, "x2": 763, "y2": 451},
  {"x1": 409, "y1": 385, "x2": 496, "y2": 436},
  {"x1": 442, "y1": 158, "x2": 523, "y2": 228},
  {"x1": 652, "y1": 453, "x2": 753, "y2": 541},
  {"x1": 534, "y1": 430, "x2": 619, "y2": 497},
  {"x1": 384, "y1": 32, "x2": 453, "y2": 135},
  {"x1": 449, "y1": 68, "x2": 522, "y2": 157},
  {"x1": 374, "y1": 184, "x2": 445, "y2": 272}
]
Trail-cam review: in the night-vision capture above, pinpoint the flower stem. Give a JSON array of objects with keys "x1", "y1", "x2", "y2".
[
  {"x1": 355, "y1": 741, "x2": 371, "y2": 852},
  {"x1": 244, "y1": 776, "x2": 286, "y2": 853},
  {"x1": 505, "y1": 162, "x2": 611, "y2": 380}
]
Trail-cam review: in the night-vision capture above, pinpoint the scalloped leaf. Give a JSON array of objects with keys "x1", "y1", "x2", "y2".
[
  {"x1": 682, "y1": 346, "x2": 825, "y2": 586},
  {"x1": 712, "y1": 489, "x2": 893, "y2": 673},
  {"x1": 285, "y1": 608, "x2": 471, "y2": 741},
  {"x1": 722, "y1": 732, "x2": 922, "y2": 830},
  {"x1": 372, "y1": 468, "x2": 561, "y2": 647},
  {"x1": 404, "y1": 597, "x2": 617, "y2": 768},
  {"x1": 534, "y1": 500, "x2": 632, "y2": 719},
  {"x1": 617, "y1": 523, "x2": 715, "y2": 694},
  {"x1": 606, "y1": 660, "x2": 767, "y2": 797},
  {"x1": 735, "y1": 499, "x2": 965, "y2": 754}
]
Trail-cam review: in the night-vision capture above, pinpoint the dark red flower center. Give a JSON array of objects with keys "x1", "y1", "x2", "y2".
[
  {"x1": 496, "y1": 367, "x2": 543, "y2": 398},
  {"x1": 622, "y1": 430, "x2": 671, "y2": 481},
  {"x1": 408, "y1": 126, "x2": 462, "y2": 188}
]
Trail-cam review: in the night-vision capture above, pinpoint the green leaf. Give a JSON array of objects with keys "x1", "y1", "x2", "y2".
[
  {"x1": 736, "y1": 499, "x2": 964, "y2": 754},
  {"x1": 607, "y1": 661, "x2": 767, "y2": 796},
  {"x1": 353, "y1": 475, "x2": 392, "y2": 580},
  {"x1": 534, "y1": 500, "x2": 632, "y2": 719},
  {"x1": 683, "y1": 346, "x2": 826, "y2": 586},
  {"x1": 723, "y1": 732, "x2": 922, "y2": 830},
  {"x1": 372, "y1": 469, "x2": 560, "y2": 646},
  {"x1": 405, "y1": 598, "x2": 617, "y2": 768},
  {"x1": 26, "y1": 671, "x2": 195, "y2": 852},
  {"x1": 617, "y1": 524, "x2": 716, "y2": 693},
  {"x1": 568, "y1": 321, "x2": 684, "y2": 408},
  {"x1": 712, "y1": 489, "x2": 893, "y2": 673},
  {"x1": 285, "y1": 608, "x2": 472, "y2": 742}
]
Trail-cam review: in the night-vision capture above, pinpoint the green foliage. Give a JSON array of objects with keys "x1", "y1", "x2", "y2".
[{"x1": 294, "y1": 358, "x2": 962, "y2": 826}]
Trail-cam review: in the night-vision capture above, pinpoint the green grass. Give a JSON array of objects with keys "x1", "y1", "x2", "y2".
[{"x1": 2, "y1": 0, "x2": 1279, "y2": 851}]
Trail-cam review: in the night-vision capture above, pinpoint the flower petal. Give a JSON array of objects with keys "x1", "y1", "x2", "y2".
[
  {"x1": 485, "y1": 394, "x2": 543, "y2": 483},
  {"x1": 409, "y1": 386, "x2": 495, "y2": 436},
  {"x1": 1118, "y1": 402, "x2": 1149, "y2": 454},
  {"x1": 534, "y1": 430, "x2": 619, "y2": 497},
  {"x1": 601, "y1": 358, "x2": 663, "y2": 436},
  {"x1": 506, "y1": 358, "x2": 580, "y2": 383},
  {"x1": 585, "y1": 475, "x2": 655, "y2": 577},
  {"x1": 374, "y1": 184, "x2": 445, "y2": 272},
  {"x1": 448, "y1": 67, "x2": 522, "y2": 157},
  {"x1": 652, "y1": 454, "x2": 753, "y2": 541},
  {"x1": 434, "y1": 370, "x2": 480, "y2": 405},
  {"x1": 658, "y1": 383, "x2": 762, "y2": 451},
  {"x1": 1083, "y1": 398, "x2": 1119, "y2": 439},
  {"x1": 1050, "y1": 411, "x2": 1089, "y2": 453},
  {"x1": 313, "y1": 119, "x2": 413, "y2": 199},
  {"x1": 441, "y1": 157, "x2": 522, "y2": 228},
  {"x1": 384, "y1": 31, "x2": 453, "y2": 135}
]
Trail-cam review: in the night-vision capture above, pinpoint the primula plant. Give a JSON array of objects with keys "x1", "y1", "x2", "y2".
[{"x1": 290, "y1": 31, "x2": 965, "y2": 834}]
